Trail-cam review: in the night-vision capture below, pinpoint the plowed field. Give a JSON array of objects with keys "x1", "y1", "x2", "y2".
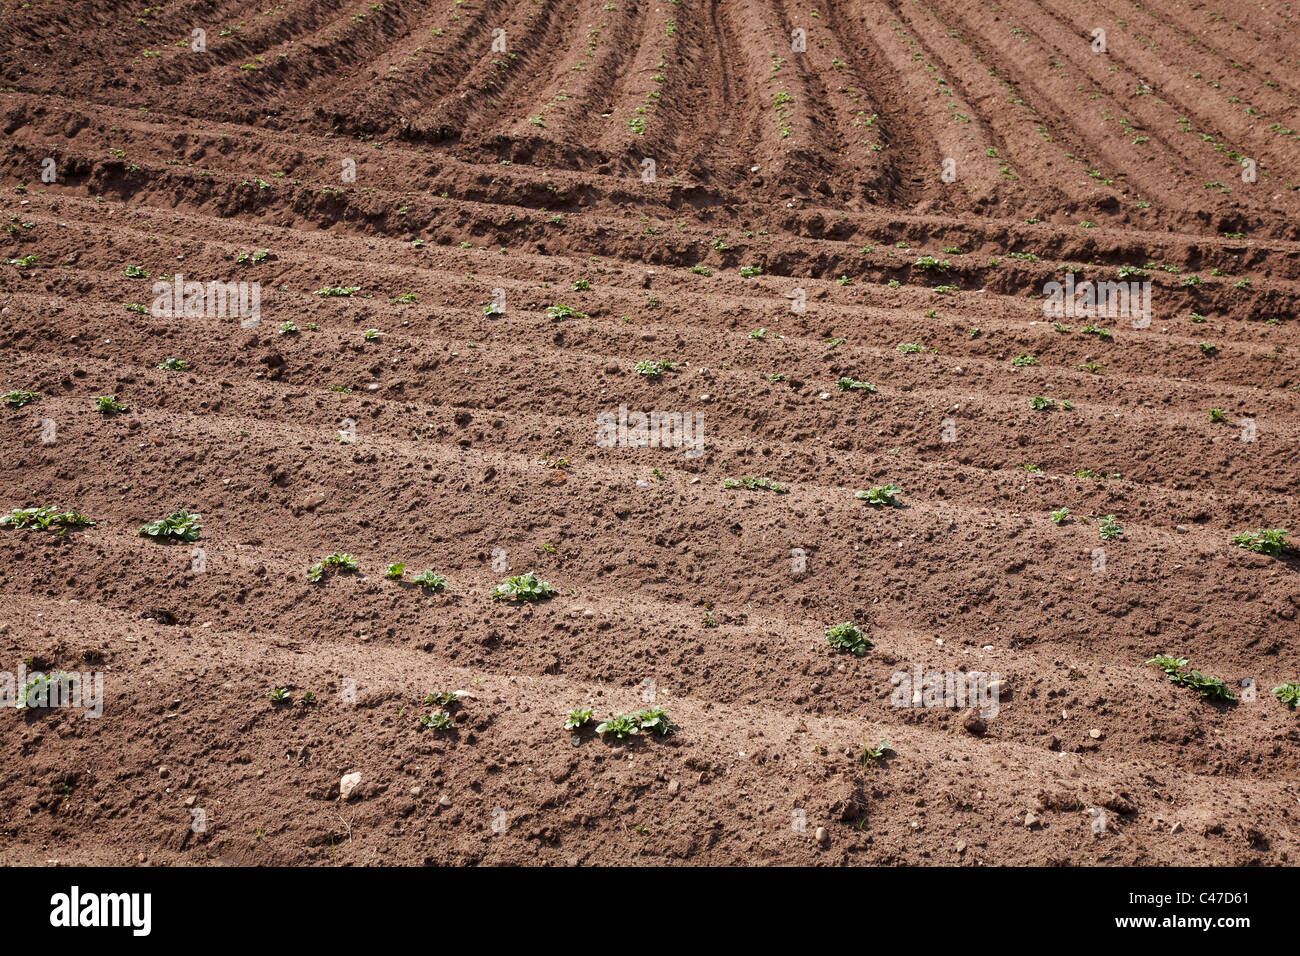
[{"x1": 1, "y1": 0, "x2": 1298, "y2": 865}]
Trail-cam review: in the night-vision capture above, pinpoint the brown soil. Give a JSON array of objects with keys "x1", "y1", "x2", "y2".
[{"x1": 0, "y1": 0, "x2": 1298, "y2": 866}]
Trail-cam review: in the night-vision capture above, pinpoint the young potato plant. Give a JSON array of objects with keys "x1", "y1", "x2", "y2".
[
  {"x1": 1029, "y1": 396, "x2": 1074, "y2": 410},
  {"x1": 95, "y1": 395, "x2": 128, "y2": 414},
  {"x1": 593, "y1": 708, "x2": 677, "y2": 740},
  {"x1": 635, "y1": 359, "x2": 678, "y2": 377},
  {"x1": 1274, "y1": 682, "x2": 1300, "y2": 709},
  {"x1": 1231, "y1": 528, "x2": 1288, "y2": 556},
  {"x1": 308, "y1": 552, "x2": 359, "y2": 583},
  {"x1": 1, "y1": 506, "x2": 94, "y2": 532},
  {"x1": 547, "y1": 304, "x2": 587, "y2": 320},
  {"x1": 856, "y1": 484, "x2": 902, "y2": 507},
  {"x1": 139, "y1": 510, "x2": 202, "y2": 542},
  {"x1": 1147, "y1": 654, "x2": 1237, "y2": 701},
  {"x1": 1098, "y1": 515, "x2": 1124, "y2": 540},
  {"x1": 420, "y1": 710, "x2": 455, "y2": 730},
  {"x1": 723, "y1": 476, "x2": 788, "y2": 493},
  {"x1": 384, "y1": 562, "x2": 406, "y2": 579},
  {"x1": 836, "y1": 377, "x2": 878, "y2": 393},
  {"x1": 565, "y1": 707, "x2": 595, "y2": 731},
  {"x1": 825, "y1": 621, "x2": 874, "y2": 656},
  {"x1": 1050, "y1": 507, "x2": 1071, "y2": 525},
  {"x1": 413, "y1": 570, "x2": 447, "y2": 592},
  {"x1": 3, "y1": 389, "x2": 39, "y2": 407},
  {"x1": 156, "y1": 358, "x2": 187, "y2": 371},
  {"x1": 491, "y1": 571, "x2": 557, "y2": 602}
]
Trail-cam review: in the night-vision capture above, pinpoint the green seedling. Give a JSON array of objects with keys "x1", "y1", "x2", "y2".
[
  {"x1": 1029, "y1": 396, "x2": 1073, "y2": 410},
  {"x1": 362, "y1": 328, "x2": 384, "y2": 341},
  {"x1": 595, "y1": 713, "x2": 639, "y2": 739},
  {"x1": 896, "y1": 343, "x2": 926, "y2": 354},
  {"x1": 825, "y1": 621, "x2": 874, "y2": 656},
  {"x1": 95, "y1": 395, "x2": 128, "y2": 414},
  {"x1": 268, "y1": 687, "x2": 291, "y2": 706},
  {"x1": 1273, "y1": 683, "x2": 1300, "y2": 709},
  {"x1": 300, "y1": 691, "x2": 317, "y2": 705},
  {"x1": 572, "y1": 279, "x2": 591, "y2": 291},
  {"x1": 565, "y1": 707, "x2": 595, "y2": 731},
  {"x1": 547, "y1": 304, "x2": 587, "y2": 320},
  {"x1": 1, "y1": 506, "x2": 94, "y2": 532},
  {"x1": 425, "y1": 691, "x2": 459, "y2": 708},
  {"x1": 17, "y1": 671, "x2": 72, "y2": 709},
  {"x1": 1080, "y1": 324, "x2": 1113, "y2": 340},
  {"x1": 315, "y1": 285, "x2": 360, "y2": 297},
  {"x1": 836, "y1": 377, "x2": 877, "y2": 392},
  {"x1": 308, "y1": 552, "x2": 359, "y2": 583},
  {"x1": 139, "y1": 510, "x2": 202, "y2": 542},
  {"x1": 491, "y1": 571, "x2": 557, "y2": 602},
  {"x1": 279, "y1": 321, "x2": 299, "y2": 335},
  {"x1": 384, "y1": 562, "x2": 406, "y2": 579},
  {"x1": 635, "y1": 708, "x2": 677, "y2": 736},
  {"x1": 1050, "y1": 507, "x2": 1071, "y2": 524},
  {"x1": 1147, "y1": 655, "x2": 1236, "y2": 701},
  {"x1": 635, "y1": 360, "x2": 678, "y2": 377},
  {"x1": 413, "y1": 570, "x2": 447, "y2": 592},
  {"x1": 1231, "y1": 528, "x2": 1288, "y2": 556},
  {"x1": 913, "y1": 256, "x2": 950, "y2": 271},
  {"x1": 749, "y1": 328, "x2": 767, "y2": 339},
  {"x1": 420, "y1": 711, "x2": 455, "y2": 730},
  {"x1": 723, "y1": 476, "x2": 787, "y2": 493},
  {"x1": 855, "y1": 484, "x2": 902, "y2": 507},
  {"x1": 1098, "y1": 515, "x2": 1123, "y2": 540},
  {"x1": 484, "y1": 302, "x2": 505, "y2": 316},
  {"x1": 862, "y1": 739, "x2": 891, "y2": 763},
  {"x1": 1012, "y1": 354, "x2": 1038, "y2": 367},
  {"x1": 156, "y1": 358, "x2": 187, "y2": 371},
  {"x1": 1209, "y1": 409, "x2": 1227, "y2": 422},
  {"x1": 739, "y1": 265, "x2": 761, "y2": 278},
  {"x1": 124, "y1": 265, "x2": 149, "y2": 278},
  {"x1": 3, "y1": 389, "x2": 39, "y2": 407}
]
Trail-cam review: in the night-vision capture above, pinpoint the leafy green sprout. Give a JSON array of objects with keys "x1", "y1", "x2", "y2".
[
  {"x1": 739, "y1": 265, "x2": 761, "y2": 278},
  {"x1": 723, "y1": 476, "x2": 787, "y2": 493},
  {"x1": 156, "y1": 358, "x2": 187, "y2": 370},
  {"x1": 1209, "y1": 409, "x2": 1227, "y2": 423},
  {"x1": 635, "y1": 360, "x2": 678, "y2": 377},
  {"x1": 1050, "y1": 507, "x2": 1071, "y2": 524},
  {"x1": 124, "y1": 265, "x2": 149, "y2": 278},
  {"x1": 279, "y1": 321, "x2": 299, "y2": 335},
  {"x1": 825, "y1": 622, "x2": 874, "y2": 656},
  {"x1": 1029, "y1": 396, "x2": 1073, "y2": 410},
  {"x1": 547, "y1": 304, "x2": 587, "y2": 320},
  {"x1": 384, "y1": 562, "x2": 406, "y2": 579},
  {"x1": 420, "y1": 711, "x2": 455, "y2": 730},
  {"x1": 635, "y1": 708, "x2": 677, "y2": 736},
  {"x1": 3, "y1": 389, "x2": 39, "y2": 407},
  {"x1": 412, "y1": 570, "x2": 447, "y2": 592},
  {"x1": 595, "y1": 713, "x2": 639, "y2": 739},
  {"x1": 565, "y1": 707, "x2": 595, "y2": 731},
  {"x1": 1273, "y1": 683, "x2": 1300, "y2": 709},
  {"x1": 491, "y1": 571, "x2": 557, "y2": 602},
  {"x1": 308, "y1": 552, "x2": 359, "y2": 583},
  {"x1": 1, "y1": 507, "x2": 94, "y2": 532},
  {"x1": 315, "y1": 285, "x2": 360, "y2": 297},
  {"x1": 1012, "y1": 354, "x2": 1038, "y2": 367},
  {"x1": 362, "y1": 328, "x2": 384, "y2": 341},
  {"x1": 268, "y1": 687, "x2": 291, "y2": 706},
  {"x1": 572, "y1": 279, "x2": 591, "y2": 291},
  {"x1": 856, "y1": 484, "x2": 902, "y2": 507},
  {"x1": 139, "y1": 510, "x2": 202, "y2": 542},
  {"x1": 95, "y1": 395, "x2": 128, "y2": 414},
  {"x1": 1098, "y1": 515, "x2": 1124, "y2": 540},
  {"x1": 1231, "y1": 529, "x2": 1288, "y2": 556},
  {"x1": 836, "y1": 377, "x2": 877, "y2": 392},
  {"x1": 1147, "y1": 655, "x2": 1236, "y2": 701},
  {"x1": 862, "y1": 739, "x2": 891, "y2": 763},
  {"x1": 913, "y1": 256, "x2": 951, "y2": 271},
  {"x1": 896, "y1": 343, "x2": 926, "y2": 354}
]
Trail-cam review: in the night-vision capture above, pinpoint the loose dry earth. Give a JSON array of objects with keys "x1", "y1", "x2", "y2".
[{"x1": 1, "y1": 0, "x2": 1298, "y2": 866}]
